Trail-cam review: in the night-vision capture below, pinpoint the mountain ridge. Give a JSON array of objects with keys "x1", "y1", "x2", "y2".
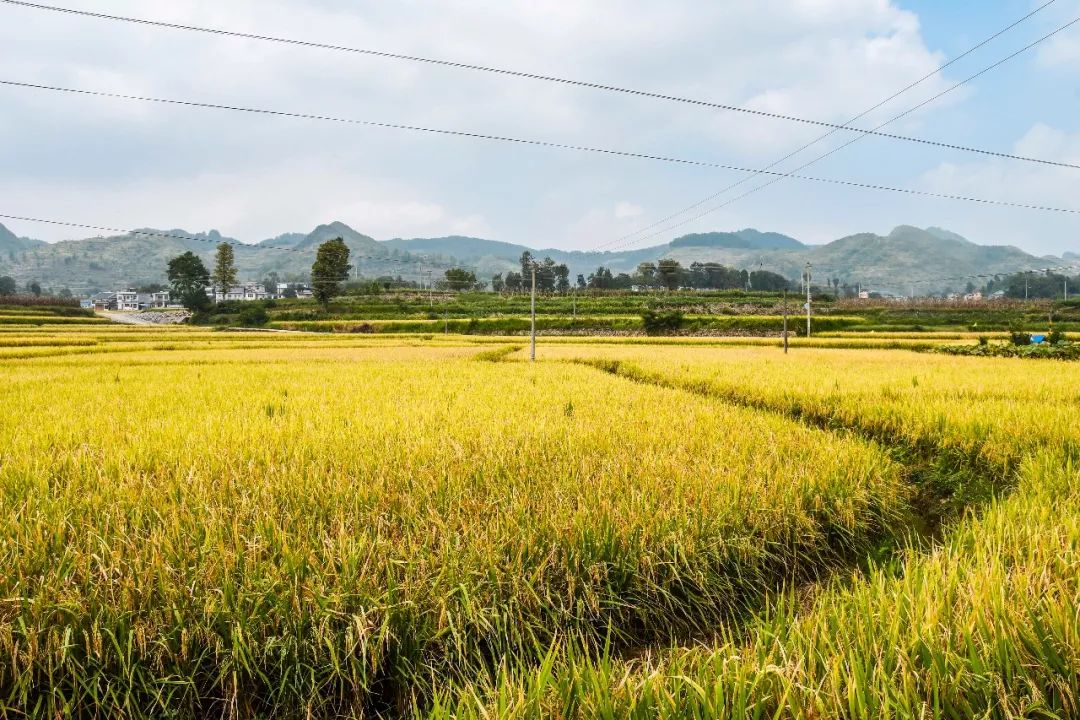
[{"x1": 0, "y1": 220, "x2": 1067, "y2": 295}]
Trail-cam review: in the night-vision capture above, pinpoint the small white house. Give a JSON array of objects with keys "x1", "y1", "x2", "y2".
[
  {"x1": 149, "y1": 291, "x2": 173, "y2": 308},
  {"x1": 90, "y1": 292, "x2": 116, "y2": 311},
  {"x1": 212, "y1": 283, "x2": 271, "y2": 303},
  {"x1": 115, "y1": 290, "x2": 140, "y2": 311}
]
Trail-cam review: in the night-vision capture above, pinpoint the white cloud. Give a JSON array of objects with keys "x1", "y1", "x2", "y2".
[
  {"x1": 1036, "y1": 1, "x2": 1080, "y2": 68},
  {"x1": 917, "y1": 124, "x2": 1080, "y2": 256},
  {"x1": 0, "y1": 160, "x2": 493, "y2": 243},
  {"x1": 0, "y1": 0, "x2": 994, "y2": 248}
]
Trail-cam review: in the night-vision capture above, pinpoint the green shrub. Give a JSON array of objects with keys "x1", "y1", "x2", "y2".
[
  {"x1": 238, "y1": 305, "x2": 270, "y2": 327},
  {"x1": 641, "y1": 309, "x2": 684, "y2": 335},
  {"x1": 1010, "y1": 331, "x2": 1032, "y2": 346}
]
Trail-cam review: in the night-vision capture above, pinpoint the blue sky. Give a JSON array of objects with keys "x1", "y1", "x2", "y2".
[{"x1": 0, "y1": 0, "x2": 1077, "y2": 257}]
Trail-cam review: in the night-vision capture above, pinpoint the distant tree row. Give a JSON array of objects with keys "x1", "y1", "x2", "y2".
[
  {"x1": 489, "y1": 255, "x2": 791, "y2": 294},
  {"x1": 167, "y1": 238, "x2": 352, "y2": 311},
  {"x1": 579, "y1": 260, "x2": 790, "y2": 292},
  {"x1": 0, "y1": 277, "x2": 44, "y2": 296},
  {"x1": 982, "y1": 270, "x2": 1077, "y2": 300},
  {"x1": 490, "y1": 252, "x2": 572, "y2": 293}
]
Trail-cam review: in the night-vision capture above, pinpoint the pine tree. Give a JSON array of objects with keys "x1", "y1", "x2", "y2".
[{"x1": 211, "y1": 243, "x2": 238, "y2": 300}]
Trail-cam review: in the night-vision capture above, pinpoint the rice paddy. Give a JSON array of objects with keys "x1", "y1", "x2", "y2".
[{"x1": 0, "y1": 324, "x2": 1076, "y2": 718}]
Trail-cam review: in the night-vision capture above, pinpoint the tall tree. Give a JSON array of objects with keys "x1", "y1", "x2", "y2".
[
  {"x1": 519, "y1": 251, "x2": 535, "y2": 287},
  {"x1": 444, "y1": 268, "x2": 477, "y2": 291},
  {"x1": 311, "y1": 237, "x2": 352, "y2": 307},
  {"x1": 211, "y1": 243, "x2": 238, "y2": 299},
  {"x1": 0, "y1": 276, "x2": 15, "y2": 295},
  {"x1": 588, "y1": 266, "x2": 614, "y2": 289},
  {"x1": 262, "y1": 271, "x2": 280, "y2": 295},
  {"x1": 657, "y1": 258, "x2": 682, "y2": 291},
  {"x1": 636, "y1": 262, "x2": 658, "y2": 287},
  {"x1": 536, "y1": 257, "x2": 557, "y2": 292},
  {"x1": 554, "y1": 263, "x2": 570, "y2": 293},
  {"x1": 167, "y1": 251, "x2": 211, "y2": 311},
  {"x1": 505, "y1": 271, "x2": 523, "y2": 293}
]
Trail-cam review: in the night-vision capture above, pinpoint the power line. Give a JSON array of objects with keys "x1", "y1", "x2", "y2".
[
  {"x1": 3, "y1": 82, "x2": 1080, "y2": 219},
  {"x1": 597, "y1": 0, "x2": 1060, "y2": 251},
  {"x1": 597, "y1": 10, "x2": 1080, "y2": 253},
  {"x1": 1, "y1": 0, "x2": 1075, "y2": 168},
  {"x1": 4, "y1": 79, "x2": 1074, "y2": 175}
]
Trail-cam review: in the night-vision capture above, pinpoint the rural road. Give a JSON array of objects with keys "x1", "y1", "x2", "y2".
[{"x1": 97, "y1": 312, "x2": 155, "y2": 325}]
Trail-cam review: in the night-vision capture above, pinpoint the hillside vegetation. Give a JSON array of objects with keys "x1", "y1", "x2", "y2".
[{"x1": 1, "y1": 220, "x2": 1063, "y2": 296}]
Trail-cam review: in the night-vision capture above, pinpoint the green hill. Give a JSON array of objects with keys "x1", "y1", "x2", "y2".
[
  {"x1": 0, "y1": 220, "x2": 1065, "y2": 295},
  {"x1": 0, "y1": 223, "x2": 46, "y2": 255},
  {"x1": 669, "y1": 229, "x2": 804, "y2": 250}
]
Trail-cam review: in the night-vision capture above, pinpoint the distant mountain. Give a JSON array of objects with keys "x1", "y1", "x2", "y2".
[
  {"x1": 384, "y1": 235, "x2": 664, "y2": 279},
  {"x1": 258, "y1": 232, "x2": 307, "y2": 249},
  {"x1": 808, "y1": 225, "x2": 1042, "y2": 291},
  {"x1": 669, "y1": 229, "x2": 804, "y2": 250},
  {"x1": 384, "y1": 235, "x2": 529, "y2": 259},
  {"x1": 292, "y1": 222, "x2": 384, "y2": 256},
  {"x1": 657, "y1": 225, "x2": 1053, "y2": 294},
  {"x1": 0, "y1": 221, "x2": 426, "y2": 292},
  {"x1": 0, "y1": 220, "x2": 1065, "y2": 294},
  {"x1": 0, "y1": 223, "x2": 46, "y2": 254}
]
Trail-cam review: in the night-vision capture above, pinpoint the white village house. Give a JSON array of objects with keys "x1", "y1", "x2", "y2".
[
  {"x1": 112, "y1": 289, "x2": 178, "y2": 311},
  {"x1": 212, "y1": 283, "x2": 272, "y2": 303}
]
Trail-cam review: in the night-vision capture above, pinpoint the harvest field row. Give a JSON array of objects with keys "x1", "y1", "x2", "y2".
[
  {"x1": 0, "y1": 325, "x2": 977, "y2": 362},
  {"x1": 0, "y1": 326, "x2": 1076, "y2": 718}
]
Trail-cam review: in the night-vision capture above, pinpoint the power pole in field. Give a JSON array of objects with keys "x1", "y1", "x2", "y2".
[
  {"x1": 530, "y1": 263, "x2": 537, "y2": 362},
  {"x1": 804, "y1": 262, "x2": 812, "y2": 338},
  {"x1": 783, "y1": 289, "x2": 789, "y2": 354}
]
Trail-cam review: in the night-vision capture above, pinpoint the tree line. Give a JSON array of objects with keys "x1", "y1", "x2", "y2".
[
  {"x1": 167, "y1": 238, "x2": 352, "y2": 310},
  {"x1": 492, "y1": 253, "x2": 794, "y2": 293},
  {"x1": 981, "y1": 270, "x2": 1077, "y2": 300},
  {"x1": 490, "y1": 253, "x2": 791, "y2": 293}
]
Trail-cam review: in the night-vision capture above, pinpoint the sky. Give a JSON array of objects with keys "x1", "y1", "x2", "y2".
[{"x1": 1, "y1": 0, "x2": 1078, "y2": 256}]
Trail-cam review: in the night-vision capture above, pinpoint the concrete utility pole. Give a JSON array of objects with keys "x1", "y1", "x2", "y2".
[
  {"x1": 530, "y1": 264, "x2": 537, "y2": 362},
  {"x1": 804, "y1": 262, "x2": 812, "y2": 338},
  {"x1": 1065, "y1": 278, "x2": 1069, "y2": 301},
  {"x1": 783, "y1": 290, "x2": 789, "y2": 354}
]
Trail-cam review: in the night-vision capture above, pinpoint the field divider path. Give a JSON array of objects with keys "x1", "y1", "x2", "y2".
[{"x1": 564, "y1": 356, "x2": 1020, "y2": 535}]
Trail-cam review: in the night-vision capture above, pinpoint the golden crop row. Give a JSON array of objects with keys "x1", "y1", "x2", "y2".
[
  {"x1": 1, "y1": 348, "x2": 905, "y2": 716},
  {"x1": 425, "y1": 343, "x2": 1080, "y2": 718}
]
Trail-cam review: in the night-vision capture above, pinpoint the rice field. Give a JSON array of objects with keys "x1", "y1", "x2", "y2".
[{"x1": 0, "y1": 325, "x2": 1076, "y2": 718}]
